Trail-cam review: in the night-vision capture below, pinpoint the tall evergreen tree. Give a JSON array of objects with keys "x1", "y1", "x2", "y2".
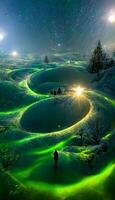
[
  {"x1": 88, "y1": 41, "x2": 105, "y2": 79},
  {"x1": 57, "y1": 88, "x2": 62, "y2": 95},
  {"x1": 44, "y1": 55, "x2": 49, "y2": 64}
]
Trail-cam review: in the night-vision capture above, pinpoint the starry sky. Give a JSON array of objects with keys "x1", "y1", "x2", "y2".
[{"x1": 0, "y1": 0, "x2": 115, "y2": 54}]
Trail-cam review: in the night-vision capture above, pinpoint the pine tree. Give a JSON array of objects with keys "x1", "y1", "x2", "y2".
[
  {"x1": 53, "y1": 90, "x2": 57, "y2": 96},
  {"x1": 107, "y1": 58, "x2": 114, "y2": 68},
  {"x1": 44, "y1": 55, "x2": 49, "y2": 64},
  {"x1": 57, "y1": 88, "x2": 62, "y2": 95},
  {"x1": 88, "y1": 41, "x2": 105, "y2": 80},
  {"x1": 112, "y1": 51, "x2": 115, "y2": 58}
]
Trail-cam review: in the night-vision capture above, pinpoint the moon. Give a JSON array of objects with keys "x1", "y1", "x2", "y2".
[
  {"x1": 108, "y1": 14, "x2": 115, "y2": 23},
  {"x1": 0, "y1": 32, "x2": 5, "y2": 41}
]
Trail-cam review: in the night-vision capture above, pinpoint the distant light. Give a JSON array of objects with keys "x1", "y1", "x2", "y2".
[
  {"x1": 0, "y1": 32, "x2": 5, "y2": 41},
  {"x1": 67, "y1": 60, "x2": 71, "y2": 64},
  {"x1": 103, "y1": 45, "x2": 107, "y2": 50},
  {"x1": 108, "y1": 14, "x2": 115, "y2": 23},
  {"x1": 11, "y1": 51, "x2": 18, "y2": 57},
  {"x1": 57, "y1": 43, "x2": 61, "y2": 47},
  {"x1": 73, "y1": 86, "x2": 85, "y2": 96}
]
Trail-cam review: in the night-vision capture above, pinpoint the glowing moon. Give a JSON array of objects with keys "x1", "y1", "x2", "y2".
[
  {"x1": 108, "y1": 14, "x2": 115, "y2": 23},
  {"x1": 0, "y1": 32, "x2": 5, "y2": 41}
]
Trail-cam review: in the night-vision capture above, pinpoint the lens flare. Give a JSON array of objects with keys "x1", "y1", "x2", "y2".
[{"x1": 73, "y1": 86, "x2": 85, "y2": 96}]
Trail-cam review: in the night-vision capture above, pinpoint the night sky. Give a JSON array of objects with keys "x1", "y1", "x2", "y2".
[{"x1": 0, "y1": 0, "x2": 115, "y2": 54}]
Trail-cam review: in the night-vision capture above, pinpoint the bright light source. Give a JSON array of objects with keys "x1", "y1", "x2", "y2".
[
  {"x1": 0, "y1": 32, "x2": 5, "y2": 41},
  {"x1": 73, "y1": 86, "x2": 85, "y2": 96},
  {"x1": 108, "y1": 14, "x2": 115, "y2": 23},
  {"x1": 11, "y1": 51, "x2": 18, "y2": 57},
  {"x1": 67, "y1": 60, "x2": 71, "y2": 64},
  {"x1": 57, "y1": 43, "x2": 61, "y2": 47}
]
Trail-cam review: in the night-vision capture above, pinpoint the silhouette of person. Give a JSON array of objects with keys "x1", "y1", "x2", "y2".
[{"x1": 54, "y1": 150, "x2": 59, "y2": 169}]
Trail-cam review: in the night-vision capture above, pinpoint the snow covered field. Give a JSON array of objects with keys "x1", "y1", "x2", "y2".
[{"x1": 0, "y1": 56, "x2": 115, "y2": 200}]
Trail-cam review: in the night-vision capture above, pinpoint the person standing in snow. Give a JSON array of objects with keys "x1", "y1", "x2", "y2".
[{"x1": 53, "y1": 150, "x2": 59, "y2": 169}]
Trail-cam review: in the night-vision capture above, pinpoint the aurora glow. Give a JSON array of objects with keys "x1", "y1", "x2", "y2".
[
  {"x1": 0, "y1": 64, "x2": 115, "y2": 200},
  {"x1": 0, "y1": 0, "x2": 115, "y2": 199}
]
